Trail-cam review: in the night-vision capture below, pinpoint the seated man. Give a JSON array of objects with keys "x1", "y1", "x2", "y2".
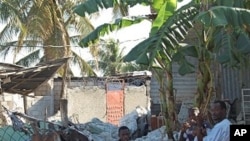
[
  {"x1": 118, "y1": 126, "x2": 130, "y2": 141},
  {"x1": 195, "y1": 100, "x2": 231, "y2": 141}
]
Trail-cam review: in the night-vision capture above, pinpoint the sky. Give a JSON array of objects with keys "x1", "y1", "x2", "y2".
[
  {"x1": 0, "y1": 4, "x2": 151, "y2": 60},
  {"x1": 72, "y1": 1, "x2": 191, "y2": 76},
  {"x1": 90, "y1": 5, "x2": 152, "y2": 55},
  {"x1": 0, "y1": 1, "x2": 191, "y2": 76},
  {"x1": 78, "y1": 0, "x2": 191, "y2": 57},
  {"x1": 73, "y1": 5, "x2": 152, "y2": 76}
]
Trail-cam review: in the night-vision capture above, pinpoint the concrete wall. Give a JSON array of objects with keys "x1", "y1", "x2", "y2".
[
  {"x1": 66, "y1": 85, "x2": 148, "y2": 123},
  {"x1": 67, "y1": 86, "x2": 107, "y2": 123},
  {"x1": 1, "y1": 78, "x2": 149, "y2": 124}
]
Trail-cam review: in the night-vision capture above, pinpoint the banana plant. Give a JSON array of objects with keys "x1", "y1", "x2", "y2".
[
  {"x1": 124, "y1": 0, "x2": 250, "y2": 130},
  {"x1": 168, "y1": 0, "x2": 250, "y2": 124},
  {"x1": 74, "y1": 0, "x2": 190, "y2": 139},
  {"x1": 197, "y1": 2, "x2": 250, "y2": 115},
  {"x1": 124, "y1": 3, "x2": 199, "y2": 138},
  {"x1": 74, "y1": 0, "x2": 250, "y2": 138},
  {"x1": 73, "y1": 0, "x2": 177, "y2": 46}
]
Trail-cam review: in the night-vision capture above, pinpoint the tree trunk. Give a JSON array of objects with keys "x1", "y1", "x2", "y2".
[
  {"x1": 153, "y1": 62, "x2": 177, "y2": 140},
  {"x1": 60, "y1": 99, "x2": 69, "y2": 127},
  {"x1": 165, "y1": 63, "x2": 177, "y2": 140},
  {"x1": 43, "y1": 0, "x2": 71, "y2": 99},
  {"x1": 195, "y1": 41, "x2": 214, "y2": 125}
]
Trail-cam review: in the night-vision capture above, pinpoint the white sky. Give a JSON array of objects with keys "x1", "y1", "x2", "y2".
[
  {"x1": 0, "y1": 1, "x2": 190, "y2": 76},
  {"x1": 0, "y1": 5, "x2": 151, "y2": 60},
  {"x1": 89, "y1": 5, "x2": 152, "y2": 56}
]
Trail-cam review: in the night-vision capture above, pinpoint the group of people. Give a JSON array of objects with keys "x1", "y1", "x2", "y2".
[
  {"x1": 178, "y1": 100, "x2": 231, "y2": 141},
  {"x1": 117, "y1": 100, "x2": 231, "y2": 141}
]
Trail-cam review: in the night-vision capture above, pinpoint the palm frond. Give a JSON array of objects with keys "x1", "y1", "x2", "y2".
[
  {"x1": 0, "y1": 20, "x2": 21, "y2": 43},
  {"x1": 25, "y1": 1, "x2": 54, "y2": 40},
  {"x1": 69, "y1": 35, "x2": 82, "y2": 45},
  {"x1": 0, "y1": 41, "x2": 21, "y2": 61},
  {"x1": 0, "y1": 0, "x2": 97, "y2": 77},
  {"x1": 15, "y1": 49, "x2": 41, "y2": 67},
  {"x1": 78, "y1": 17, "x2": 148, "y2": 47},
  {"x1": 0, "y1": 45, "x2": 12, "y2": 61},
  {"x1": 71, "y1": 51, "x2": 97, "y2": 76}
]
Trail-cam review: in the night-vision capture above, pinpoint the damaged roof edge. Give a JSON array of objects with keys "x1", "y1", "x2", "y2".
[{"x1": 0, "y1": 57, "x2": 70, "y2": 95}]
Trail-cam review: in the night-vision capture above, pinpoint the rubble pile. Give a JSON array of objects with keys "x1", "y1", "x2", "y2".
[
  {"x1": 0, "y1": 105, "x2": 178, "y2": 141},
  {"x1": 75, "y1": 118, "x2": 118, "y2": 141},
  {"x1": 134, "y1": 126, "x2": 168, "y2": 141},
  {"x1": 74, "y1": 106, "x2": 151, "y2": 140}
]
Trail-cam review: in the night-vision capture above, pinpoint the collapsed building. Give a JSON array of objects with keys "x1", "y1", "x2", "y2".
[
  {"x1": 0, "y1": 58, "x2": 247, "y2": 141},
  {"x1": 0, "y1": 58, "x2": 164, "y2": 140}
]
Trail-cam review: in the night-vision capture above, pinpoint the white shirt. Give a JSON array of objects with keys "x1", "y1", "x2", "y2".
[{"x1": 194, "y1": 119, "x2": 231, "y2": 141}]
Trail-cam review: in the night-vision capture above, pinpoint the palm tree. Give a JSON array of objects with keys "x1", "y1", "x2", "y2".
[
  {"x1": 0, "y1": 0, "x2": 96, "y2": 74},
  {"x1": 0, "y1": 0, "x2": 97, "y2": 98},
  {"x1": 88, "y1": 38, "x2": 148, "y2": 76}
]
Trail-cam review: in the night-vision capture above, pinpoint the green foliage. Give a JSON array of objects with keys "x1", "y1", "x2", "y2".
[
  {"x1": 197, "y1": 6, "x2": 250, "y2": 27},
  {"x1": 16, "y1": 49, "x2": 41, "y2": 66},
  {"x1": 150, "y1": 0, "x2": 177, "y2": 34},
  {"x1": 215, "y1": 0, "x2": 246, "y2": 7},
  {"x1": 212, "y1": 28, "x2": 250, "y2": 67},
  {"x1": 73, "y1": 0, "x2": 114, "y2": 17},
  {"x1": 74, "y1": 0, "x2": 178, "y2": 47},
  {"x1": 73, "y1": 0, "x2": 152, "y2": 17},
  {"x1": 196, "y1": 6, "x2": 250, "y2": 67},
  {"x1": 124, "y1": 3, "x2": 199, "y2": 68},
  {"x1": 172, "y1": 45, "x2": 197, "y2": 75},
  {"x1": 72, "y1": 51, "x2": 97, "y2": 76},
  {"x1": 0, "y1": 0, "x2": 96, "y2": 76},
  {"x1": 87, "y1": 39, "x2": 146, "y2": 76},
  {"x1": 78, "y1": 17, "x2": 147, "y2": 47}
]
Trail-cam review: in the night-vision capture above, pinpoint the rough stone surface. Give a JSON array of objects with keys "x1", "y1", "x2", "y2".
[
  {"x1": 67, "y1": 86, "x2": 107, "y2": 123},
  {"x1": 66, "y1": 85, "x2": 149, "y2": 123}
]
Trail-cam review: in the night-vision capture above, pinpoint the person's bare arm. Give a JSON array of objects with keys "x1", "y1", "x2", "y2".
[{"x1": 195, "y1": 127, "x2": 204, "y2": 141}]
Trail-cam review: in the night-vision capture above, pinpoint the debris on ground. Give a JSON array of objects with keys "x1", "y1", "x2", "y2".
[{"x1": 0, "y1": 105, "x2": 179, "y2": 141}]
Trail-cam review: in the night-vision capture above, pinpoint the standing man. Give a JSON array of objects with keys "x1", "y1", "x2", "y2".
[
  {"x1": 118, "y1": 126, "x2": 130, "y2": 141},
  {"x1": 195, "y1": 100, "x2": 231, "y2": 141}
]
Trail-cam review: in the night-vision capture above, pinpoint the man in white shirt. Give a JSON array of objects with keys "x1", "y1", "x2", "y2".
[{"x1": 195, "y1": 100, "x2": 231, "y2": 141}]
